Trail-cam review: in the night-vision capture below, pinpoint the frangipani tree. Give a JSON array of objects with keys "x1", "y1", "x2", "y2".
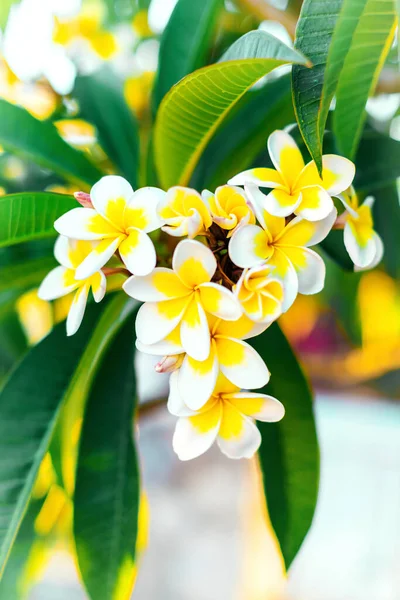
[{"x1": 0, "y1": 0, "x2": 399, "y2": 597}]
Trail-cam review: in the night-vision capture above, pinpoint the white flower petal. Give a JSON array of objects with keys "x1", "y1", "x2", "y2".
[
  {"x1": 119, "y1": 229, "x2": 156, "y2": 276},
  {"x1": 178, "y1": 348, "x2": 219, "y2": 410},
  {"x1": 198, "y1": 282, "x2": 242, "y2": 321},
  {"x1": 38, "y1": 266, "x2": 78, "y2": 300},
  {"x1": 135, "y1": 296, "x2": 190, "y2": 346},
  {"x1": 54, "y1": 207, "x2": 118, "y2": 240},
  {"x1": 91, "y1": 270, "x2": 107, "y2": 303},
  {"x1": 226, "y1": 392, "x2": 285, "y2": 422},
  {"x1": 354, "y1": 232, "x2": 384, "y2": 272},
  {"x1": 276, "y1": 208, "x2": 337, "y2": 247},
  {"x1": 173, "y1": 402, "x2": 222, "y2": 461},
  {"x1": 54, "y1": 235, "x2": 73, "y2": 268},
  {"x1": 75, "y1": 236, "x2": 123, "y2": 280},
  {"x1": 295, "y1": 186, "x2": 334, "y2": 222},
  {"x1": 66, "y1": 283, "x2": 90, "y2": 336},
  {"x1": 267, "y1": 248, "x2": 299, "y2": 311},
  {"x1": 216, "y1": 336, "x2": 270, "y2": 389},
  {"x1": 90, "y1": 175, "x2": 133, "y2": 223},
  {"x1": 267, "y1": 129, "x2": 305, "y2": 188},
  {"x1": 283, "y1": 247, "x2": 326, "y2": 295},
  {"x1": 217, "y1": 404, "x2": 261, "y2": 459},
  {"x1": 344, "y1": 221, "x2": 377, "y2": 269},
  {"x1": 172, "y1": 239, "x2": 216, "y2": 287},
  {"x1": 123, "y1": 268, "x2": 190, "y2": 302},
  {"x1": 125, "y1": 187, "x2": 165, "y2": 233},
  {"x1": 168, "y1": 371, "x2": 196, "y2": 417},
  {"x1": 180, "y1": 298, "x2": 210, "y2": 361},
  {"x1": 321, "y1": 155, "x2": 356, "y2": 195},
  {"x1": 228, "y1": 224, "x2": 268, "y2": 268}
]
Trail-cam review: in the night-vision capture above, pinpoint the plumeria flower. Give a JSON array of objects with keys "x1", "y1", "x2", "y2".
[
  {"x1": 168, "y1": 372, "x2": 285, "y2": 461},
  {"x1": 233, "y1": 264, "x2": 284, "y2": 323},
  {"x1": 38, "y1": 236, "x2": 106, "y2": 336},
  {"x1": 229, "y1": 185, "x2": 337, "y2": 311},
  {"x1": 202, "y1": 185, "x2": 255, "y2": 236},
  {"x1": 229, "y1": 130, "x2": 355, "y2": 222},
  {"x1": 137, "y1": 314, "x2": 270, "y2": 410},
  {"x1": 123, "y1": 239, "x2": 242, "y2": 361},
  {"x1": 339, "y1": 187, "x2": 384, "y2": 270},
  {"x1": 54, "y1": 175, "x2": 165, "y2": 279},
  {"x1": 157, "y1": 186, "x2": 212, "y2": 238}
]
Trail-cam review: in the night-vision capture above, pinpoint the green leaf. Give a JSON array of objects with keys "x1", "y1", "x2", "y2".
[
  {"x1": 0, "y1": 100, "x2": 103, "y2": 188},
  {"x1": 372, "y1": 183, "x2": 400, "y2": 279},
  {"x1": 333, "y1": 0, "x2": 396, "y2": 158},
  {"x1": 154, "y1": 30, "x2": 308, "y2": 189},
  {"x1": 191, "y1": 74, "x2": 293, "y2": 190},
  {"x1": 0, "y1": 497, "x2": 45, "y2": 600},
  {"x1": 0, "y1": 256, "x2": 56, "y2": 293},
  {"x1": 355, "y1": 128, "x2": 400, "y2": 192},
  {"x1": 250, "y1": 323, "x2": 319, "y2": 568},
  {"x1": 74, "y1": 316, "x2": 139, "y2": 600},
  {"x1": 0, "y1": 192, "x2": 76, "y2": 248},
  {"x1": 292, "y1": 0, "x2": 368, "y2": 171},
  {"x1": 152, "y1": 0, "x2": 224, "y2": 111},
  {"x1": 74, "y1": 70, "x2": 140, "y2": 188},
  {"x1": 0, "y1": 295, "x2": 136, "y2": 575}
]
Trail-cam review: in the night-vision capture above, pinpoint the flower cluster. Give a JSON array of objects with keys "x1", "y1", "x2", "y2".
[{"x1": 39, "y1": 129, "x2": 383, "y2": 461}]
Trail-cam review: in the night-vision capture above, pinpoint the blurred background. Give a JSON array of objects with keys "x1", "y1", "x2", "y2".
[{"x1": 0, "y1": 0, "x2": 400, "y2": 598}]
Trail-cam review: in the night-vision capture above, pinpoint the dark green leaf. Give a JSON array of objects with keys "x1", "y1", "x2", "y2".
[
  {"x1": 355, "y1": 129, "x2": 400, "y2": 192},
  {"x1": 0, "y1": 192, "x2": 75, "y2": 248},
  {"x1": 0, "y1": 100, "x2": 102, "y2": 188},
  {"x1": 0, "y1": 295, "x2": 136, "y2": 575},
  {"x1": 74, "y1": 316, "x2": 139, "y2": 600},
  {"x1": 372, "y1": 183, "x2": 400, "y2": 279},
  {"x1": 250, "y1": 323, "x2": 319, "y2": 568},
  {"x1": 0, "y1": 256, "x2": 56, "y2": 292},
  {"x1": 152, "y1": 0, "x2": 224, "y2": 111},
  {"x1": 74, "y1": 70, "x2": 139, "y2": 188}
]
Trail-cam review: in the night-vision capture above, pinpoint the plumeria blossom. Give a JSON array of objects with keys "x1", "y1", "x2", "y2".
[
  {"x1": 229, "y1": 130, "x2": 355, "y2": 221},
  {"x1": 123, "y1": 239, "x2": 242, "y2": 361},
  {"x1": 54, "y1": 175, "x2": 165, "y2": 279},
  {"x1": 38, "y1": 236, "x2": 106, "y2": 336},
  {"x1": 202, "y1": 185, "x2": 255, "y2": 236},
  {"x1": 339, "y1": 187, "x2": 384, "y2": 270},
  {"x1": 229, "y1": 185, "x2": 337, "y2": 311},
  {"x1": 169, "y1": 372, "x2": 285, "y2": 461},
  {"x1": 137, "y1": 314, "x2": 270, "y2": 410},
  {"x1": 157, "y1": 186, "x2": 212, "y2": 238},
  {"x1": 234, "y1": 264, "x2": 284, "y2": 323}
]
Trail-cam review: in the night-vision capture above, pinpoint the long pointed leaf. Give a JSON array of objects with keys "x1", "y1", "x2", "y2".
[
  {"x1": 152, "y1": 0, "x2": 224, "y2": 111},
  {"x1": 0, "y1": 192, "x2": 75, "y2": 248},
  {"x1": 154, "y1": 31, "x2": 308, "y2": 189},
  {"x1": 74, "y1": 316, "x2": 139, "y2": 600},
  {"x1": 0, "y1": 100, "x2": 103, "y2": 189},
  {"x1": 74, "y1": 70, "x2": 140, "y2": 188},
  {"x1": 333, "y1": 0, "x2": 396, "y2": 158},
  {"x1": 250, "y1": 323, "x2": 319, "y2": 568}
]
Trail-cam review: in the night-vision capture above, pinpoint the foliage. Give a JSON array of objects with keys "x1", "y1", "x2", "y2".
[{"x1": 0, "y1": 0, "x2": 398, "y2": 597}]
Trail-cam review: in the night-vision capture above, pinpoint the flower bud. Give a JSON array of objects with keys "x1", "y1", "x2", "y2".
[
  {"x1": 155, "y1": 354, "x2": 184, "y2": 374},
  {"x1": 74, "y1": 191, "x2": 93, "y2": 208}
]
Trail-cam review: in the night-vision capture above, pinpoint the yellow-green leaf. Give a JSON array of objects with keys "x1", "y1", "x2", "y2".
[
  {"x1": 154, "y1": 30, "x2": 308, "y2": 189},
  {"x1": 333, "y1": 0, "x2": 396, "y2": 158}
]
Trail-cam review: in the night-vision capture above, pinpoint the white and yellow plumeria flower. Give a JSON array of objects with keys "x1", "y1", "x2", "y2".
[
  {"x1": 157, "y1": 186, "x2": 212, "y2": 238},
  {"x1": 123, "y1": 239, "x2": 242, "y2": 361},
  {"x1": 202, "y1": 185, "x2": 255, "y2": 236},
  {"x1": 137, "y1": 314, "x2": 270, "y2": 410},
  {"x1": 168, "y1": 372, "x2": 284, "y2": 461},
  {"x1": 229, "y1": 130, "x2": 355, "y2": 221},
  {"x1": 38, "y1": 236, "x2": 106, "y2": 336},
  {"x1": 340, "y1": 188, "x2": 384, "y2": 270},
  {"x1": 233, "y1": 264, "x2": 284, "y2": 323},
  {"x1": 54, "y1": 175, "x2": 165, "y2": 279},
  {"x1": 229, "y1": 185, "x2": 337, "y2": 311}
]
